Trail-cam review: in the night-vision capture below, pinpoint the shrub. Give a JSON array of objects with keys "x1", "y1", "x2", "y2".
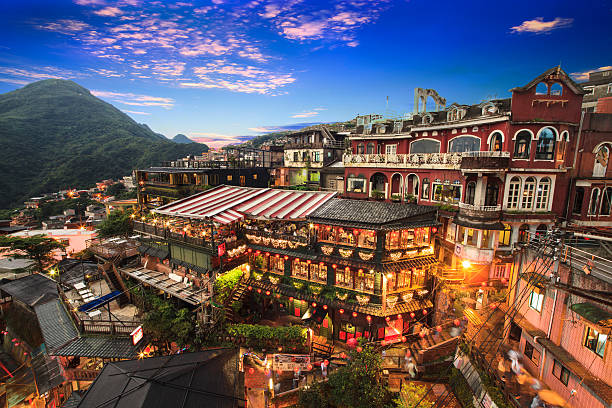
[
  {"x1": 449, "y1": 367, "x2": 476, "y2": 408},
  {"x1": 227, "y1": 324, "x2": 307, "y2": 350},
  {"x1": 213, "y1": 267, "x2": 243, "y2": 304}
]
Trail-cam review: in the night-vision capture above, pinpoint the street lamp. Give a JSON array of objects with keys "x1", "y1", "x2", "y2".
[{"x1": 461, "y1": 260, "x2": 471, "y2": 269}]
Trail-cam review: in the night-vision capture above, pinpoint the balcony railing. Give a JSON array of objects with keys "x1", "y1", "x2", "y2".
[
  {"x1": 343, "y1": 153, "x2": 462, "y2": 169},
  {"x1": 461, "y1": 151, "x2": 510, "y2": 158},
  {"x1": 134, "y1": 221, "x2": 242, "y2": 252},
  {"x1": 458, "y1": 203, "x2": 501, "y2": 212}
]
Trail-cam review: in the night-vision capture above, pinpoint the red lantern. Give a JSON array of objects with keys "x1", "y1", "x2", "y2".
[
  {"x1": 276, "y1": 294, "x2": 281, "y2": 299},
  {"x1": 481, "y1": 281, "x2": 487, "y2": 287},
  {"x1": 423, "y1": 309, "x2": 428, "y2": 315},
  {"x1": 323, "y1": 359, "x2": 329, "y2": 366},
  {"x1": 332, "y1": 264, "x2": 337, "y2": 269},
  {"x1": 289, "y1": 297, "x2": 294, "y2": 302},
  {"x1": 419, "y1": 331, "x2": 426, "y2": 338},
  {"x1": 366, "y1": 315, "x2": 372, "y2": 322},
  {"x1": 307, "y1": 260, "x2": 311, "y2": 264},
  {"x1": 278, "y1": 346, "x2": 283, "y2": 352},
  {"x1": 432, "y1": 227, "x2": 438, "y2": 234},
  {"x1": 339, "y1": 309, "x2": 344, "y2": 314},
  {"x1": 323, "y1": 304, "x2": 328, "y2": 310},
  {"x1": 454, "y1": 319, "x2": 461, "y2": 326},
  {"x1": 356, "y1": 346, "x2": 363, "y2": 352},
  {"x1": 247, "y1": 248, "x2": 252, "y2": 253},
  {"x1": 265, "y1": 252, "x2": 270, "y2": 257},
  {"x1": 295, "y1": 258, "x2": 300, "y2": 262},
  {"x1": 397, "y1": 314, "x2": 402, "y2": 319},
  {"x1": 353, "y1": 229, "x2": 359, "y2": 235},
  {"x1": 410, "y1": 312, "x2": 415, "y2": 319},
  {"x1": 284, "y1": 255, "x2": 289, "y2": 260},
  {"x1": 265, "y1": 291, "x2": 270, "y2": 296},
  {"x1": 406, "y1": 350, "x2": 411, "y2": 357},
  {"x1": 345, "y1": 266, "x2": 350, "y2": 272},
  {"x1": 294, "y1": 366, "x2": 300, "y2": 373},
  {"x1": 307, "y1": 364, "x2": 313, "y2": 370},
  {"x1": 257, "y1": 288, "x2": 262, "y2": 294},
  {"x1": 352, "y1": 311, "x2": 358, "y2": 318},
  {"x1": 358, "y1": 269, "x2": 363, "y2": 273},
  {"x1": 401, "y1": 336, "x2": 407, "y2": 343},
  {"x1": 436, "y1": 325, "x2": 442, "y2": 332},
  {"x1": 319, "y1": 262, "x2": 324, "y2": 266},
  {"x1": 255, "y1": 250, "x2": 261, "y2": 255},
  {"x1": 277, "y1": 369, "x2": 283, "y2": 375},
  {"x1": 249, "y1": 368, "x2": 255, "y2": 374},
  {"x1": 275, "y1": 254, "x2": 280, "y2": 258},
  {"x1": 385, "y1": 316, "x2": 390, "y2": 322},
  {"x1": 312, "y1": 302, "x2": 317, "y2": 307}
]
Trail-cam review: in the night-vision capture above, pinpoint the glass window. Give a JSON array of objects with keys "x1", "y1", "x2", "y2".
[
  {"x1": 386, "y1": 230, "x2": 401, "y2": 250},
  {"x1": 529, "y1": 290, "x2": 544, "y2": 312},
  {"x1": 524, "y1": 341, "x2": 541, "y2": 366},
  {"x1": 535, "y1": 177, "x2": 551, "y2": 210},
  {"x1": 480, "y1": 230, "x2": 492, "y2": 248},
  {"x1": 293, "y1": 152, "x2": 299, "y2": 162},
  {"x1": 535, "y1": 82, "x2": 548, "y2": 95},
  {"x1": 465, "y1": 182, "x2": 476, "y2": 205},
  {"x1": 421, "y1": 178, "x2": 430, "y2": 199},
  {"x1": 386, "y1": 144, "x2": 397, "y2": 155},
  {"x1": 314, "y1": 151, "x2": 321, "y2": 162},
  {"x1": 589, "y1": 188, "x2": 600, "y2": 214},
  {"x1": 355, "y1": 269, "x2": 374, "y2": 292},
  {"x1": 338, "y1": 228, "x2": 355, "y2": 246},
  {"x1": 584, "y1": 327, "x2": 607, "y2": 358},
  {"x1": 514, "y1": 131, "x2": 531, "y2": 159},
  {"x1": 269, "y1": 256, "x2": 285, "y2": 274},
  {"x1": 556, "y1": 135, "x2": 567, "y2": 162},
  {"x1": 573, "y1": 187, "x2": 585, "y2": 215},
  {"x1": 553, "y1": 360, "x2": 570, "y2": 386},
  {"x1": 601, "y1": 187, "x2": 612, "y2": 215},
  {"x1": 410, "y1": 139, "x2": 440, "y2": 154},
  {"x1": 507, "y1": 177, "x2": 521, "y2": 209},
  {"x1": 490, "y1": 132, "x2": 503, "y2": 152},
  {"x1": 335, "y1": 267, "x2": 353, "y2": 288},
  {"x1": 593, "y1": 145, "x2": 610, "y2": 177},
  {"x1": 432, "y1": 183, "x2": 461, "y2": 203},
  {"x1": 292, "y1": 259, "x2": 309, "y2": 279},
  {"x1": 499, "y1": 224, "x2": 511, "y2": 246},
  {"x1": 550, "y1": 83, "x2": 562, "y2": 96},
  {"x1": 414, "y1": 228, "x2": 430, "y2": 246},
  {"x1": 319, "y1": 225, "x2": 335, "y2": 242},
  {"x1": 357, "y1": 143, "x2": 365, "y2": 154},
  {"x1": 366, "y1": 143, "x2": 375, "y2": 154},
  {"x1": 311, "y1": 263, "x2": 328, "y2": 284},
  {"x1": 522, "y1": 177, "x2": 536, "y2": 210},
  {"x1": 536, "y1": 127, "x2": 556, "y2": 160},
  {"x1": 449, "y1": 136, "x2": 480, "y2": 153},
  {"x1": 519, "y1": 224, "x2": 530, "y2": 243},
  {"x1": 347, "y1": 178, "x2": 366, "y2": 193},
  {"x1": 355, "y1": 229, "x2": 376, "y2": 249}
]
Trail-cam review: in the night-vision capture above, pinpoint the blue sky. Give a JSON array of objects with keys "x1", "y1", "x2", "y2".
[{"x1": 0, "y1": 0, "x2": 610, "y2": 147}]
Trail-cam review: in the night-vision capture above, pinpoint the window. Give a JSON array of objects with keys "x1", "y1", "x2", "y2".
[
  {"x1": 482, "y1": 103, "x2": 497, "y2": 116},
  {"x1": 573, "y1": 187, "x2": 585, "y2": 214},
  {"x1": 465, "y1": 182, "x2": 476, "y2": 205},
  {"x1": 593, "y1": 145, "x2": 609, "y2": 177},
  {"x1": 535, "y1": 82, "x2": 548, "y2": 95},
  {"x1": 253, "y1": 174, "x2": 257, "y2": 180},
  {"x1": 394, "y1": 121, "x2": 403, "y2": 133},
  {"x1": 446, "y1": 223, "x2": 457, "y2": 242},
  {"x1": 410, "y1": 139, "x2": 440, "y2": 154},
  {"x1": 519, "y1": 224, "x2": 530, "y2": 243},
  {"x1": 583, "y1": 86, "x2": 594, "y2": 95},
  {"x1": 535, "y1": 177, "x2": 551, "y2": 210},
  {"x1": 589, "y1": 188, "x2": 600, "y2": 214},
  {"x1": 608, "y1": 83, "x2": 612, "y2": 94},
  {"x1": 601, "y1": 187, "x2": 612, "y2": 215},
  {"x1": 432, "y1": 182, "x2": 461, "y2": 204},
  {"x1": 584, "y1": 327, "x2": 607, "y2": 358},
  {"x1": 522, "y1": 177, "x2": 536, "y2": 210},
  {"x1": 366, "y1": 143, "x2": 375, "y2": 154},
  {"x1": 507, "y1": 177, "x2": 521, "y2": 209},
  {"x1": 421, "y1": 178, "x2": 430, "y2": 199},
  {"x1": 480, "y1": 229, "x2": 492, "y2": 248},
  {"x1": 364, "y1": 124, "x2": 372, "y2": 135},
  {"x1": 378, "y1": 125, "x2": 386, "y2": 134},
  {"x1": 552, "y1": 360, "x2": 570, "y2": 386},
  {"x1": 269, "y1": 256, "x2": 285, "y2": 274},
  {"x1": 556, "y1": 133, "x2": 567, "y2": 162},
  {"x1": 311, "y1": 263, "x2": 328, "y2": 284},
  {"x1": 447, "y1": 108, "x2": 466, "y2": 121},
  {"x1": 357, "y1": 143, "x2": 365, "y2": 154},
  {"x1": 529, "y1": 289, "x2": 544, "y2": 312},
  {"x1": 514, "y1": 131, "x2": 531, "y2": 159},
  {"x1": 314, "y1": 151, "x2": 321, "y2": 162},
  {"x1": 319, "y1": 226, "x2": 335, "y2": 242},
  {"x1": 347, "y1": 177, "x2": 366, "y2": 193},
  {"x1": 490, "y1": 132, "x2": 502, "y2": 152},
  {"x1": 292, "y1": 259, "x2": 309, "y2": 279},
  {"x1": 536, "y1": 127, "x2": 556, "y2": 160},
  {"x1": 499, "y1": 224, "x2": 511, "y2": 246},
  {"x1": 227, "y1": 175, "x2": 233, "y2": 181},
  {"x1": 449, "y1": 136, "x2": 480, "y2": 153},
  {"x1": 355, "y1": 269, "x2": 374, "y2": 292},
  {"x1": 335, "y1": 267, "x2": 353, "y2": 288},
  {"x1": 550, "y1": 83, "x2": 562, "y2": 96},
  {"x1": 386, "y1": 144, "x2": 397, "y2": 155},
  {"x1": 524, "y1": 341, "x2": 541, "y2": 366},
  {"x1": 293, "y1": 152, "x2": 299, "y2": 162}
]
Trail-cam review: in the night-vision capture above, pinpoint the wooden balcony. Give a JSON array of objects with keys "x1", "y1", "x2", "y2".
[
  {"x1": 343, "y1": 153, "x2": 462, "y2": 169},
  {"x1": 460, "y1": 151, "x2": 510, "y2": 171},
  {"x1": 64, "y1": 367, "x2": 100, "y2": 381}
]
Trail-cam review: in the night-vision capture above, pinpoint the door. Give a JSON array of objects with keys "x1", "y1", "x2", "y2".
[{"x1": 240, "y1": 175, "x2": 245, "y2": 186}]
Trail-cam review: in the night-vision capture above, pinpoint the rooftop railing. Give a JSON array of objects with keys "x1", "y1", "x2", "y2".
[{"x1": 343, "y1": 153, "x2": 462, "y2": 169}]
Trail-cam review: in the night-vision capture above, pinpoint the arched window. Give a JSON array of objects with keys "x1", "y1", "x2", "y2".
[
  {"x1": 536, "y1": 127, "x2": 556, "y2": 160},
  {"x1": 499, "y1": 224, "x2": 511, "y2": 246},
  {"x1": 536, "y1": 224, "x2": 548, "y2": 236},
  {"x1": 507, "y1": 177, "x2": 521, "y2": 209},
  {"x1": 421, "y1": 114, "x2": 433, "y2": 125},
  {"x1": 514, "y1": 131, "x2": 531, "y2": 159},
  {"x1": 465, "y1": 182, "x2": 476, "y2": 205},
  {"x1": 357, "y1": 143, "x2": 365, "y2": 154},
  {"x1": 601, "y1": 187, "x2": 612, "y2": 215},
  {"x1": 572, "y1": 187, "x2": 585, "y2": 215},
  {"x1": 519, "y1": 224, "x2": 530, "y2": 243},
  {"x1": 535, "y1": 82, "x2": 548, "y2": 95},
  {"x1": 593, "y1": 144, "x2": 610, "y2": 177},
  {"x1": 556, "y1": 132, "x2": 568, "y2": 162},
  {"x1": 485, "y1": 183, "x2": 499, "y2": 206},
  {"x1": 410, "y1": 139, "x2": 440, "y2": 154},
  {"x1": 449, "y1": 136, "x2": 480, "y2": 153},
  {"x1": 421, "y1": 178, "x2": 430, "y2": 200},
  {"x1": 535, "y1": 177, "x2": 551, "y2": 210},
  {"x1": 490, "y1": 132, "x2": 503, "y2": 152},
  {"x1": 522, "y1": 177, "x2": 536, "y2": 210},
  {"x1": 589, "y1": 188, "x2": 600, "y2": 214},
  {"x1": 482, "y1": 103, "x2": 497, "y2": 116},
  {"x1": 550, "y1": 83, "x2": 562, "y2": 96},
  {"x1": 366, "y1": 143, "x2": 375, "y2": 154}
]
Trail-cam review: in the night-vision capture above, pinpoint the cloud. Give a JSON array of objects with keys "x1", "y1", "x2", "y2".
[
  {"x1": 87, "y1": 68, "x2": 123, "y2": 77},
  {"x1": 94, "y1": 6, "x2": 123, "y2": 17},
  {"x1": 248, "y1": 122, "x2": 322, "y2": 133},
  {"x1": 510, "y1": 17, "x2": 573, "y2": 34},
  {"x1": 188, "y1": 132, "x2": 247, "y2": 148},
  {"x1": 0, "y1": 66, "x2": 78, "y2": 81},
  {"x1": 570, "y1": 66, "x2": 612, "y2": 82},
  {"x1": 74, "y1": 0, "x2": 106, "y2": 5},
  {"x1": 37, "y1": 19, "x2": 91, "y2": 34},
  {"x1": 291, "y1": 110, "x2": 320, "y2": 118},
  {"x1": 0, "y1": 78, "x2": 31, "y2": 85},
  {"x1": 91, "y1": 90, "x2": 175, "y2": 108},
  {"x1": 123, "y1": 109, "x2": 151, "y2": 115}
]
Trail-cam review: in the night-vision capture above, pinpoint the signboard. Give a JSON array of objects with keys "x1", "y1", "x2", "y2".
[
  {"x1": 272, "y1": 354, "x2": 311, "y2": 371},
  {"x1": 131, "y1": 326, "x2": 143, "y2": 346},
  {"x1": 218, "y1": 242, "x2": 226, "y2": 257}
]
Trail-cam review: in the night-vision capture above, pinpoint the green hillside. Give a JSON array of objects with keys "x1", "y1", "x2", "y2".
[{"x1": 0, "y1": 79, "x2": 208, "y2": 208}]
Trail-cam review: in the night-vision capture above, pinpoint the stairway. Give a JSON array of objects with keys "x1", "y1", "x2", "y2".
[
  {"x1": 100, "y1": 255, "x2": 130, "y2": 306},
  {"x1": 224, "y1": 280, "x2": 248, "y2": 324}
]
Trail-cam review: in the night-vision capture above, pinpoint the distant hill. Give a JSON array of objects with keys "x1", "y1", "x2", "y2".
[
  {"x1": 0, "y1": 79, "x2": 209, "y2": 208},
  {"x1": 172, "y1": 134, "x2": 194, "y2": 144}
]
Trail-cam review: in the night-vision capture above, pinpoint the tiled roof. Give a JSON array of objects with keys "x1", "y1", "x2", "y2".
[
  {"x1": 52, "y1": 336, "x2": 138, "y2": 359},
  {"x1": 0, "y1": 273, "x2": 58, "y2": 307},
  {"x1": 510, "y1": 66, "x2": 585, "y2": 95},
  {"x1": 308, "y1": 198, "x2": 437, "y2": 228},
  {"x1": 60, "y1": 391, "x2": 83, "y2": 408},
  {"x1": 34, "y1": 299, "x2": 79, "y2": 352}
]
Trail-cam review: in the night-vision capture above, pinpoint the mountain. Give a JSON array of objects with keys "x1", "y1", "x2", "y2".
[
  {"x1": 0, "y1": 79, "x2": 209, "y2": 209},
  {"x1": 172, "y1": 134, "x2": 194, "y2": 144}
]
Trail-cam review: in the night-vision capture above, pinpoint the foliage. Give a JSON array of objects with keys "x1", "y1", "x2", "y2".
[
  {"x1": 435, "y1": 203, "x2": 459, "y2": 212},
  {"x1": 0, "y1": 79, "x2": 209, "y2": 209},
  {"x1": 213, "y1": 267, "x2": 243, "y2": 304},
  {"x1": 394, "y1": 382, "x2": 435, "y2": 408},
  {"x1": 38, "y1": 196, "x2": 97, "y2": 219},
  {"x1": 227, "y1": 324, "x2": 306, "y2": 350},
  {"x1": 96, "y1": 209, "x2": 133, "y2": 238},
  {"x1": 404, "y1": 194, "x2": 417, "y2": 203},
  {"x1": 371, "y1": 190, "x2": 385, "y2": 199},
  {"x1": 0, "y1": 234, "x2": 66, "y2": 271},
  {"x1": 0, "y1": 208, "x2": 20, "y2": 220},
  {"x1": 390, "y1": 193, "x2": 402, "y2": 201},
  {"x1": 297, "y1": 381, "x2": 331, "y2": 408},
  {"x1": 448, "y1": 368, "x2": 476, "y2": 408},
  {"x1": 104, "y1": 182, "x2": 126, "y2": 198}
]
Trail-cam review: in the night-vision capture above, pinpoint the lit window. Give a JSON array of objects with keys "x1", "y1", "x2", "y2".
[
  {"x1": 227, "y1": 175, "x2": 233, "y2": 181},
  {"x1": 410, "y1": 139, "x2": 440, "y2": 154},
  {"x1": 522, "y1": 177, "x2": 536, "y2": 210},
  {"x1": 490, "y1": 132, "x2": 503, "y2": 152},
  {"x1": 524, "y1": 341, "x2": 541, "y2": 366},
  {"x1": 552, "y1": 360, "x2": 570, "y2": 386},
  {"x1": 535, "y1": 177, "x2": 551, "y2": 210},
  {"x1": 499, "y1": 224, "x2": 511, "y2": 246},
  {"x1": 529, "y1": 290, "x2": 544, "y2": 312},
  {"x1": 519, "y1": 224, "x2": 530, "y2": 243},
  {"x1": 514, "y1": 131, "x2": 531, "y2": 159},
  {"x1": 584, "y1": 327, "x2": 607, "y2": 358},
  {"x1": 347, "y1": 177, "x2": 366, "y2": 193},
  {"x1": 535, "y1": 128, "x2": 556, "y2": 160},
  {"x1": 253, "y1": 174, "x2": 257, "y2": 180}
]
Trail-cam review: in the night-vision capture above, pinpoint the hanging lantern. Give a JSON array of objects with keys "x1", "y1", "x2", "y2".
[
  {"x1": 265, "y1": 252, "x2": 270, "y2": 257},
  {"x1": 276, "y1": 294, "x2": 281, "y2": 299},
  {"x1": 352, "y1": 311, "x2": 358, "y2": 318},
  {"x1": 410, "y1": 312, "x2": 415, "y2": 319},
  {"x1": 247, "y1": 248, "x2": 252, "y2": 253},
  {"x1": 323, "y1": 304, "x2": 328, "y2": 310},
  {"x1": 406, "y1": 350, "x2": 411, "y2": 357},
  {"x1": 307, "y1": 363, "x2": 313, "y2": 370},
  {"x1": 397, "y1": 314, "x2": 402, "y2": 319},
  {"x1": 295, "y1": 258, "x2": 300, "y2": 262},
  {"x1": 248, "y1": 367, "x2": 255, "y2": 374},
  {"x1": 353, "y1": 229, "x2": 359, "y2": 235},
  {"x1": 358, "y1": 269, "x2": 363, "y2": 273},
  {"x1": 289, "y1": 297, "x2": 293, "y2": 301},
  {"x1": 345, "y1": 266, "x2": 350, "y2": 272},
  {"x1": 323, "y1": 359, "x2": 329, "y2": 367},
  {"x1": 436, "y1": 325, "x2": 442, "y2": 332},
  {"x1": 275, "y1": 254, "x2": 280, "y2": 258},
  {"x1": 423, "y1": 309, "x2": 428, "y2": 315},
  {"x1": 339, "y1": 309, "x2": 344, "y2": 314},
  {"x1": 257, "y1": 288, "x2": 262, "y2": 293},
  {"x1": 385, "y1": 316, "x2": 390, "y2": 322},
  {"x1": 401, "y1": 336, "x2": 407, "y2": 343},
  {"x1": 248, "y1": 286, "x2": 253, "y2": 290},
  {"x1": 307, "y1": 260, "x2": 312, "y2": 264},
  {"x1": 255, "y1": 250, "x2": 261, "y2": 255},
  {"x1": 366, "y1": 315, "x2": 372, "y2": 323},
  {"x1": 294, "y1": 367, "x2": 300, "y2": 373},
  {"x1": 312, "y1": 302, "x2": 317, "y2": 307},
  {"x1": 265, "y1": 290, "x2": 271, "y2": 296},
  {"x1": 454, "y1": 319, "x2": 461, "y2": 326},
  {"x1": 332, "y1": 264, "x2": 337, "y2": 269},
  {"x1": 431, "y1": 227, "x2": 438, "y2": 234},
  {"x1": 278, "y1": 346, "x2": 283, "y2": 352},
  {"x1": 284, "y1": 255, "x2": 289, "y2": 260}
]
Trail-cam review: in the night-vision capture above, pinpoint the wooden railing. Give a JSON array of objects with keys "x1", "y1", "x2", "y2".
[{"x1": 64, "y1": 368, "x2": 100, "y2": 381}]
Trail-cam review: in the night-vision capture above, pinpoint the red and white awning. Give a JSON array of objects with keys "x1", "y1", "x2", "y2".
[{"x1": 153, "y1": 185, "x2": 336, "y2": 224}]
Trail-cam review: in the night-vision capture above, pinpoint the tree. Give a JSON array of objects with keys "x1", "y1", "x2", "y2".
[
  {"x1": 96, "y1": 209, "x2": 133, "y2": 237},
  {"x1": 0, "y1": 234, "x2": 66, "y2": 272},
  {"x1": 105, "y1": 182, "x2": 126, "y2": 198},
  {"x1": 394, "y1": 382, "x2": 435, "y2": 408}
]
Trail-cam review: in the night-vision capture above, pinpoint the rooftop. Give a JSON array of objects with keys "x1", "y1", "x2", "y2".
[{"x1": 0, "y1": 273, "x2": 58, "y2": 307}]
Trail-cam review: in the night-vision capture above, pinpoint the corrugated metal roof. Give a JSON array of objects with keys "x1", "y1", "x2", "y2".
[{"x1": 34, "y1": 299, "x2": 79, "y2": 352}]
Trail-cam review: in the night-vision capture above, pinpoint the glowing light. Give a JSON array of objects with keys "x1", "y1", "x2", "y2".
[
  {"x1": 339, "y1": 309, "x2": 344, "y2": 314},
  {"x1": 352, "y1": 311, "x2": 357, "y2": 318},
  {"x1": 386, "y1": 273, "x2": 393, "y2": 279},
  {"x1": 366, "y1": 315, "x2": 371, "y2": 322},
  {"x1": 462, "y1": 260, "x2": 472, "y2": 269}
]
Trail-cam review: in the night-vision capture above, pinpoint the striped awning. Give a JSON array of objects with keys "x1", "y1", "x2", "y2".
[{"x1": 154, "y1": 185, "x2": 336, "y2": 224}]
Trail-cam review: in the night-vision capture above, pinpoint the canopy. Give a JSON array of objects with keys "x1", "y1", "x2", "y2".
[
  {"x1": 570, "y1": 302, "x2": 612, "y2": 334},
  {"x1": 154, "y1": 185, "x2": 336, "y2": 224}
]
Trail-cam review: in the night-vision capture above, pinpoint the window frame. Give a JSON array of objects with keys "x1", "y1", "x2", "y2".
[
  {"x1": 552, "y1": 360, "x2": 570, "y2": 386},
  {"x1": 529, "y1": 289, "x2": 544, "y2": 312},
  {"x1": 535, "y1": 127, "x2": 556, "y2": 161},
  {"x1": 514, "y1": 131, "x2": 531, "y2": 159},
  {"x1": 535, "y1": 177, "x2": 551, "y2": 210},
  {"x1": 410, "y1": 139, "x2": 441, "y2": 154},
  {"x1": 507, "y1": 177, "x2": 521, "y2": 209},
  {"x1": 448, "y1": 135, "x2": 481, "y2": 153},
  {"x1": 524, "y1": 340, "x2": 541, "y2": 366},
  {"x1": 589, "y1": 188, "x2": 601, "y2": 215},
  {"x1": 522, "y1": 177, "x2": 536, "y2": 210},
  {"x1": 584, "y1": 326, "x2": 607, "y2": 358}
]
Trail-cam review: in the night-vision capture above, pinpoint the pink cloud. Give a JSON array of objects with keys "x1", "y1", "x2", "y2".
[
  {"x1": 571, "y1": 66, "x2": 612, "y2": 82},
  {"x1": 94, "y1": 6, "x2": 123, "y2": 17},
  {"x1": 510, "y1": 17, "x2": 573, "y2": 34}
]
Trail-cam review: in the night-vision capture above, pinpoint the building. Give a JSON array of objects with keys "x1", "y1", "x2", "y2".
[
  {"x1": 104, "y1": 198, "x2": 139, "y2": 215},
  {"x1": 342, "y1": 67, "x2": 591, "y2": 303},
  {"x1": 10, "y1": 228, "x2": 97, "y2": 258},
  {"x1": 580, "y1": 68, "x2": 612, "y2": 112},
  {"x1": 276, "y1": 125, "x2": 346, "y2": 192}
]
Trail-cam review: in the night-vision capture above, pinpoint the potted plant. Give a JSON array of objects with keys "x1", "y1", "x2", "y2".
[
  {"x1": 405, "y1": 193, "x2": 417, "y2": 204},
  {"x1": 391, "y1": 193, "x2": 401, "y2": 202},
  {"x1": 371, "y1": 190, "x2": 384, "y2": 200}
]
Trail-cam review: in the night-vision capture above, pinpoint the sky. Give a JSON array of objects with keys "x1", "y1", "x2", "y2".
[{"x1": 0, "y1": 0, "x2": 611, "y2": 148}]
